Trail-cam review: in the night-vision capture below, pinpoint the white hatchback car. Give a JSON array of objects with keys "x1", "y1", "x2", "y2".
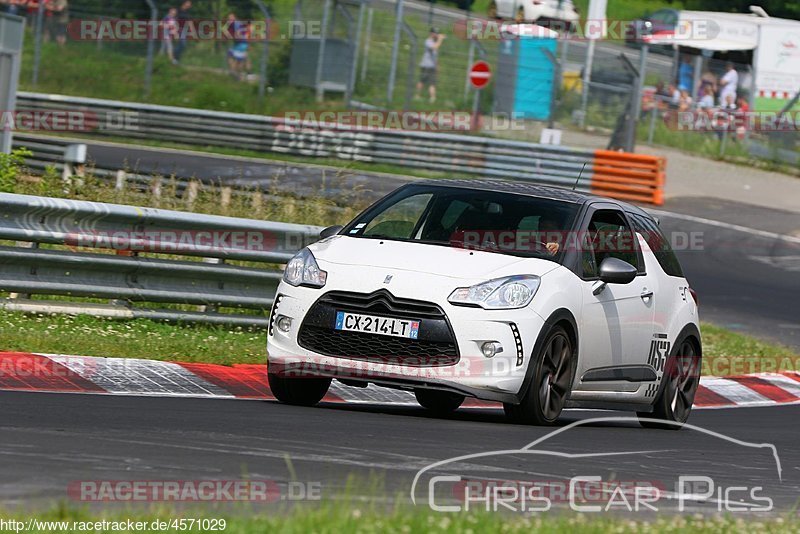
[
  {"x1": 489, "y1": 0, "x2": 579, "y2": 27},
  {"x1": 267, "y1": 181, "x2": 701, "y2": 428}
]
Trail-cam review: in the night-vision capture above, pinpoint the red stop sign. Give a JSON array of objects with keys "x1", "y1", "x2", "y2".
[{"x1": 469, "y1": 61, "x2": 492, "y2": 89}]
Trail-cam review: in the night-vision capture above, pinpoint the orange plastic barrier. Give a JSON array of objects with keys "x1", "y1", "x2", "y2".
[{"x1": 591, "y1": 150, "x2": 666, "y2": 206}]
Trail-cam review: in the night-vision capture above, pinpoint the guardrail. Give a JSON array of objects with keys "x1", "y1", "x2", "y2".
[
  {"x1": 0, "y1": 193, "x2": 323, "y2": 327},
  {"x1": 13, "y1": 92, "x2": 666, "y2": 205}
]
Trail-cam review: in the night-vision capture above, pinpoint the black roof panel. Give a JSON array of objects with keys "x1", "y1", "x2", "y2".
[{"x1": 414, "y1": 179, "x2": 650, "y2": 216}]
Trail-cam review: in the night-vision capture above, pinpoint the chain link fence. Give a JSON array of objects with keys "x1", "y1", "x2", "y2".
[{"x1": 8, "y1": 0, "x2": 799, "y2": 167}]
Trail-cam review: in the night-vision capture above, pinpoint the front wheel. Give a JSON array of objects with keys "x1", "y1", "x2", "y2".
[
  {"x1": 268, "y1": 372, "x2": 331, "y2": 407},
  {"x1": 504, "y1": 325, "x2": 575, "y2": 425},
  {"x1": 415, "y1": 389, "x2": 464, "y2": 414},
  {"x1": 638, "y1": 338, "x2": 701, "y2": 430}
]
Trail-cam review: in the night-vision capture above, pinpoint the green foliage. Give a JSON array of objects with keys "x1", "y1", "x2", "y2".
[{"x1": 0, "y1": 148, "x2": 33, "y2": 193}]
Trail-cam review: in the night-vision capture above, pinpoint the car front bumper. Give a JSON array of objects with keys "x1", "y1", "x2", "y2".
[{"x1": 266, "y1": 271, "x2": 546, "y2": 404}]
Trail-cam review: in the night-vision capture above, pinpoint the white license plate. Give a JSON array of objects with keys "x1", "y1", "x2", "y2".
[{"x1": 334, "y1": 311, "x2": 420, "y2": 339}]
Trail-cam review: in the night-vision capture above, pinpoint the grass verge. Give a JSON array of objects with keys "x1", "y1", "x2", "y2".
[
  {"x1": 1, "y1": 311, "x2": 797, "y2": 375},
  {"x1": 0, "y1": 312, "x2": 264, "y2": 365},
  {"x1": 0, "y1": 502, "x2": 797, "y2": 533}
]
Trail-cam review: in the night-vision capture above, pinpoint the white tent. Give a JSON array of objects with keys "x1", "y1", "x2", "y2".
[{"x1": 645, "y1": 10, "x2": 800, "y2": 104}]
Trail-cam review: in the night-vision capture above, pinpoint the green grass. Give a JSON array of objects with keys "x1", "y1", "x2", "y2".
[
  {"x1": 1, "y1": 502, "x2": 798, "y2": 533},
  {"x1": 636, "y1": 115, "x2": 755, "y2": 160},
  {"x1": 702, "y1": 323, "x2": 800, "y2": 376},
  {"x1": 1, "y1": 310, "x2": 796, "y2": 374},
  {"x1": 0, "y1": 312, "x2": 265, "y2": 365},
  {"x1": 19, "y1": 2, "x2": 486, "y2": 114}
]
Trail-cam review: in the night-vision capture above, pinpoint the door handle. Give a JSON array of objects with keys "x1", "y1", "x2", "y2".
[{"x1": 641, "y1": 289, "x2": 654, "y2": 301}]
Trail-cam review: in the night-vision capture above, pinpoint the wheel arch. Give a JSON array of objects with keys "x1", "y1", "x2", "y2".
[
  {"x1": 675, "y1": 322, "x2": 702, "y2": 358},
  {"x1": 650, "y1": 322, "x2": 703, "y2": 405},
  {"x1": 515, "y1": 307, "x2": 579, "y2": 403}
]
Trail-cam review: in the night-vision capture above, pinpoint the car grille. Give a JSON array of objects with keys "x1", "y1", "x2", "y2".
[{"x1": 298, "y1": 289, "x2": 459, "y2": 367}]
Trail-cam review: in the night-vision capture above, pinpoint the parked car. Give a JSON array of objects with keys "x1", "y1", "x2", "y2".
[
  {"x1": 267, "y1": 180, "x2": 702, "y2": 428},
  {"x1": 625, "y1": 8, "x2": 680, "y2": 55},
  {"x1": 488, "y1": 0, "x2": 579, "y2": 29}
]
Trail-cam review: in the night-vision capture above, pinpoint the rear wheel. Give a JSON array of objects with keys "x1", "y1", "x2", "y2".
[
  {"x1": 268, "y1": 372, "x2": 331, "y2": 407},
  {"x1": 415, "y1": 389, "x2": 464, "y2": 414},
  {"x1": 638, "y1": 338, "x2": 701, "y2": 430},
  {"x1": 504, "y1": 325, "x2": 575, "y2": 425}
]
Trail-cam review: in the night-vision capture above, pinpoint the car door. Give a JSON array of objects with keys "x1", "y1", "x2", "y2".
[{"x1": 573, "y1": 205, "x2": 657, "y2": 391}]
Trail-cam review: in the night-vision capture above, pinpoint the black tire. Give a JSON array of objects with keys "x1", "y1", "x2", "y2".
[
  {"x1": 415, "y1": 389, "x2": 464, "y2": 414},
  {"x1": 268, "y1": 372, "x2": 331, "y2": 407},
  {"x1": 504, "y1": 325, "x2": 575, "y2": 425},
  {"x1": 638, "y1": 337, "x2": 701, "y2": 430}
]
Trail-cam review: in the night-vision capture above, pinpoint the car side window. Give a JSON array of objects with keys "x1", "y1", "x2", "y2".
[
  {"x1": 582, "y1": 209, "x2": 640, "y2": 278},
  {"x1": 631, "y1": 213, "x2": 684, "y2": 277},
  {"x1": 362, "y1": 193, "x2": 432, "y2": 239}
]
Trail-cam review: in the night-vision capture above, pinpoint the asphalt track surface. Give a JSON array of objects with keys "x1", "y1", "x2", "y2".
[
  {"x1": 657, "y1": 198, "x2": 800, "y2": 350},
  {"x1": 1, "y1": 392, "x2": 798, "y2": 512}
]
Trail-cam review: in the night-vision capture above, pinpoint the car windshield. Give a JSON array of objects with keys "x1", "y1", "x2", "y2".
[{"x1": 342, "y1": 185, "x2": 581, "y2": 259}]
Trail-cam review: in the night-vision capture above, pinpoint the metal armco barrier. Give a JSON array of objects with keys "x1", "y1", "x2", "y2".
[
  {"x1": 591, "y1": 150, "x2": 666, "y2": 206},
  {"x1": 0, "y1": 193, "x2": 323, "y2": 327},
  {"x1": 12, "y1": 92, "x2": 666, "y2": 204}
]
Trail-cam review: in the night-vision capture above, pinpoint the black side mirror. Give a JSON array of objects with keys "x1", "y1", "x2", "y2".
[
  {"x1": 320, "y1": 225, "x2": 344, "y2": 239},
  {"x1": 598, "y1": 257, "x2": 638, "y2": 285}
]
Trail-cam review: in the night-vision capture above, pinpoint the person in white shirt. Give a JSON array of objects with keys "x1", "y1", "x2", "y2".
[{"x1": 718, "y1": 62, "x2": 738, "y2": 106}]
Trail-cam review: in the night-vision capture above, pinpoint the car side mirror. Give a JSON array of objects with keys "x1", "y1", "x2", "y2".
[
  {"x1": 593, "y1": 257, "x2": 638, "y2": 295},
  {"x1": 599, "y1": 257, "x2": 637, "y2": 284},
  {"x1": 319, "y1": 225, "x2": 343, "y2": 239}
]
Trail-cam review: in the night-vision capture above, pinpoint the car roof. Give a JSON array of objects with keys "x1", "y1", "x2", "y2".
[{"x1": 415, "y1": 179, "x2": 651, "y2": 218}]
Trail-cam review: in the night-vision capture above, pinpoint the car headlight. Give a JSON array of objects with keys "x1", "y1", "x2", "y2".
[
  {"x1": 283, "y1": 248, "x2": 327, "y2": 288},
  {"x1": 448, "y1": 275, "x2": 540, "y2": 309}
]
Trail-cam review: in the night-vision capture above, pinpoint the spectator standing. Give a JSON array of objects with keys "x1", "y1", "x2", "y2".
[
  {"x1": 226, "y1": 13, "x2": 250, "y2": 81},
  {"x1": 48, "y1": 0, "x2": 68, "y2": 47},
  {"x1": 1, "y1": 1, "x2": 20, "y2": 15},
  {"x1": 718, "y1": 62, "x2": 738, "y2": 106},
  {"x1": 25, "y1": 0, "x2": 39, "y2": 26},
  {"x1": 173, "y1": 0, "x2": 192, "y2": 64},
  {"x1": 160, "y1": 7, "x2": 179, "y2": 65},
  {"x1": 0, "y1": 0, "x2": 25, "y2": 15},
  {"x1": 678, "y1": 56, "x2": 693, "y2": 92},
  {"x1": 416, "y1": 28, "x2": 445, "y2": 104}
]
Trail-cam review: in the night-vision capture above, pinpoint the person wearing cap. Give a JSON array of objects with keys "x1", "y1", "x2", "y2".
[{"x1": 416, "y1": 27, "x2": 445, "y2": 104}]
